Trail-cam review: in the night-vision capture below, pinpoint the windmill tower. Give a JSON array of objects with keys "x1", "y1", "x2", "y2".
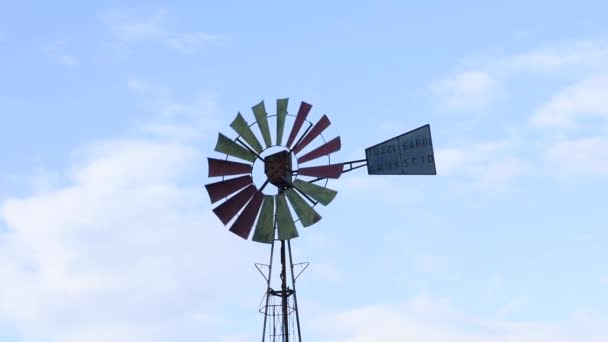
[{"x1": 205, "y1": 98, "x2": 436, "y2": 341}]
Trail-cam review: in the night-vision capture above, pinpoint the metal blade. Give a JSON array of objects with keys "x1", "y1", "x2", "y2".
[
  {"x1": 276, "y1": 98, "x2": 288, "y2": 145},
  {"x1": 212, "y1": 184, "x2": 256, "y2": 225},
  {"x1": 293, "y1": 179, "x2": 337, "y2": 205},
  {"x1": 208, "y1": 158, "x2": 252, "y2": 177},
  {"x1": 230, "y1": 112, "x2": 264, "y2": 154},
  {"x1": 292, "y1": 115, "x2": 330, "y2": 155},
  {"x1": 252, "y1": 101, "x2": 272, "y2": 147},
  {"x1": 252, "y1": 195, "x2": 275, "y2": 244},
  {"x1": 285, "y1": 188, "x2": 321, "y2": 227},
  {"x1": 275, "y1": 193, "x2": 299, "y2": 240},
  {"x1": 286, "y1": 101, "x2": 312, "y2": 148},
  {"x1": 297, "y1": 137, "x2": 341, "y2": 164},
  {"x1": 298, "y1": 164, "x2": 344, "y2": 179},
  {"x1": 205, "y1": 175, "x2": 253, "y2": 204},
  {"x1": 215, "y1": 133, "x2": 256, "y2": 162},
  {"x1": 229, "y1": 191, "x2": 264, "y2": 240}
]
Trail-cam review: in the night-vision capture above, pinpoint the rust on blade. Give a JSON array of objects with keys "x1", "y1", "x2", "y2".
[
  {"x1": 292, "y1": 115, "x2": 330, "y2": 155},
  {"x1": 229, "y1": 191, "x2": 264, "y2": 239},
  {"x1": 286, "y1": 101, "x2": 312, "y2": 148},
  {"x1": 212, "y1": 184, "x2": 257, "y2": 225},
  {"x1": 297, "y1": 137, "x2": 341, "y2": 164},
  {"x1": 205, "y1": 175, "x2": 253, "y2": 204},
  {"x1": 298, "y1": 164, "x2": 344, "y2": 179},
  {"x1": 208, "y1": 158, "x2": 252, "y2": 177}
]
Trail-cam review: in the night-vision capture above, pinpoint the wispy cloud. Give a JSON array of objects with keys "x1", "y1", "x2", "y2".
[
  {"x1": 430, "y1": 71, "x2": 503, "y2": 112},
  {"x1": 431, "y1": 40, "x2": 608, "y2": 113},
  {"x1": 312, "y1": 294, "x2": 608, "y2": 341},
  {"x1": 41, "y1": 40, "x2": 80, "y2": 67},
  {"x1": 531, "y1": 75, "x2": 608, "y2": 128},
  {"x1": 126, "y1": 77, "x2": 222, "y2": 141},
  {"x1": 102, "y1": 8, "x2": 225, "y2": 54},
  {"x1": 544, "y1": 137, "x2": 608, "y2": 179}
]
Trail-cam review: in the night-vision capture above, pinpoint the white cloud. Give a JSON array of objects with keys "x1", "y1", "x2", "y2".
[
  {"x1": 312, "y1": 294, "x2": 608, "y2": 342},
  {"x1": 430, "y1": 71, "x2": 502, "y2": 112},
  {"x1": 531, "y1": 75, "x2": 608, "y2": 128},
  {"x1": 127, "y1": 77, "x2": 222, "y2": 141},
  {"x1": 41, "y1": 40, "x2": 80, "y2": 67},
  {"x1": 0, "y1": 97, "x2": 262, "y2": 341},
  {"x1": 436, "y1": 140, "x2": 526, "y2": 193},
  {"x1": 103, "y1": 8, "x2": 225, "y2": 53},
  {"x1": 504, "y1": 41, "x2": 608, "y2": 73},
  {"x1": 431, "y1": 40, "x2": 608, "y2": 113},
  {"x1": 544, "y1": 137, "x2": 608, "y2": 178}
]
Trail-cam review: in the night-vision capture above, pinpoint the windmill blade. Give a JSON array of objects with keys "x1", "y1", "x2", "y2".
[
  {"x1": 215, "y1": 133, "x2": 257, "y2": 163},
  {"x1": 208, "y1": 158, "x2": 252, "y2": 177},
  {"x1": 298, "y1": 164, "x2": 344, "y2": 179},
  {"x1": 292, "y1": 179, "x2": 337, "y2": 205},
  {"x1": 230, "y1": 113, "x2": 264, "y2": 154},
  {"x1": 205, "y1": 175, "x2": 253, "y2": 204},
  {"x1": 212, "y1": 184, "x2": 257, "y2": 225},
  {"x1": 275, "y1": 193, "x2": 299, "y2": 240},
  {"x1": 252, "y1": 101, "x2": 272, "y2": 147},
  {"x1": 229, "y1": 191, "x2": 264, "y2": 239},
  {"x1": 292, "y1": 115, "x2": 330, "y2": 155},
  {"x1": 252, "y1": 195, "x2": 275, "y2": 244},
  {"x1": 297, "y1": 137, "x2": 341, "y2": 164},
  {"x1": 276, "y1": 98, "x2": 288, "y2": 145},
  {"x1": 286, "y1": 101, "x2": 312, "y2": 148},
  {"x1": 285, "y1": 188, "x2": 321, "y2": 227}
]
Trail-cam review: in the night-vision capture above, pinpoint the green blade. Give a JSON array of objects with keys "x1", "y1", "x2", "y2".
[
  {"x1": 293, "y1": 179, "x2": 337, "y2": 206},
  {"x1": 252, "y1": 195, "x2": 275, "y2": 244},
  {"x1": 276, "y1": 98, "x2": 288, "y2": 145},
  {"x1": 252, "y1": 101, "x2": 272, "y2": 147},
  {"x1": 230, "y1": 112, "x2": 264, "y2": 154},
  {"x1": 215, "y1": 133, "x2": 256, "y2": 162},
  {"x1": 285, "y1": 188, "x2": 321, "y2": 227},
  {"x1": 276, "y1": 193, "x2": 299, "y2": 240}
]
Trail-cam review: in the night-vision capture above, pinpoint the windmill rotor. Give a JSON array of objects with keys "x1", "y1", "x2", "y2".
[{"x1": 205, "y1": 98, "x2": 343, "y2": 243}]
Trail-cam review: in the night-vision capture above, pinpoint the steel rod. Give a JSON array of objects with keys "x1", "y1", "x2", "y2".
[{"x1": 288, "y1": 240, "x2": 303, "y2": 341}]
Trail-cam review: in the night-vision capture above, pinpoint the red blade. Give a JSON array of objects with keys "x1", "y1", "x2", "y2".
[
  {"x1": 297, "y1": 137, "x2": 341, "y2": 164},
  {"x1": 286, "y1": 101, "x2": 312, "y2": 148},
  {"x1": 292, "y1": 115, "x2": 330, "y2": 155},
  {"x1": 298, "y1": 164, "x2": 344, "y2": 179},
  {"x1": 212, "y1": 185, "x2": 257, "y2": 225},
  {"x1": 229, "y1": 191, "x2": 264, "y2": 239},
  {"x1": 208, "y1": 158, "x2": 252, "y2": 177},
  {"x1": 205, "y1": 175, "x2": 253, "y2": 204}
]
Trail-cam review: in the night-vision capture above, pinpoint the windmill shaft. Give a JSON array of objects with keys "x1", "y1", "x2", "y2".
[{"x1": 281, "y1": 240, "x2": 290, "y2": 342}]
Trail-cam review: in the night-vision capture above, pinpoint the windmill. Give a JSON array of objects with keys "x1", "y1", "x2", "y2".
[{"x1": 205, "y1": 98, "x2": 436, "y2": 341}]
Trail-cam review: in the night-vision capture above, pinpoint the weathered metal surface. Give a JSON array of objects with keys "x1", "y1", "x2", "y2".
[
  {"x1": 286, "y1": 101, "x2": 312, "y2": 148},
  {"x1": 215, "y1": 133, "x2": 257, "y2": 162},
  {"x1": 205, "y1": 175, "x2": 252, "y2": 204},
  {"x1": 297, "y1": 136, "x2": 341, "y2": 164},
  {"x1": 365, "y1": 124, "x2": 436, "y2": 175},
  {"x1": 292, "y1": 115, "x2": 330, "y2": 155},
  {"x1": 252, "y1": 101, "x2": 272, "y2": 147},
  {"x1": 275, "y1": 193, "x2": 299, "y2": 240},
  {"x1": 207, "y1": 158, "x2": 252, "y2": 177},
  {"x1": 252, "y1": 195, "x2": 275, "y2": 243},
  {"x1": 298, "y1": 164, "x2": 344, "y2": 179},
  {"x1": 276, "y1": 98, "x2": 289, "y2": 146},
  {"x1": 285, "y1": 188, "x2": 321, "y2": 227},
  {"x1": 293, "y1": 179, "x2": 337, "y2": 205},
  {"x1": 264, "y1": 150, "x2": 292, "y2": 187},
  {"x1": 230, "y1": 113, "x2": 264, "y2": 153},
  {"x1": 229, "y1": 191, "x2": 264, "y2": 239},
  {"x1": 212, "y1": 184, "x2": 256, "y2": 225}
]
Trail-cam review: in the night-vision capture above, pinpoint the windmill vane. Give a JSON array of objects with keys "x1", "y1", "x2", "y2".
[{"x1": 204, "y1": 98, "x2": 436, "y2": 342}]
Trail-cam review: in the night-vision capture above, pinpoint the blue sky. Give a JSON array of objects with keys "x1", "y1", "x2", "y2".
[{"x1": 1, "y1": 1, "x2": 608, "y2": 341}]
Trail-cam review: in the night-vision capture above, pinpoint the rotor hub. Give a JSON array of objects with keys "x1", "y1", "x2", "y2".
[{"x1": 264, "y1": 150, "x2": 292, "y2": 188}]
